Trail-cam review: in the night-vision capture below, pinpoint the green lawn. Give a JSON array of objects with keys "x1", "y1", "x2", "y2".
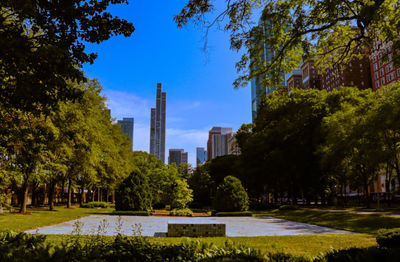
[
  {"x1": 0, "y1": 206, "x2": 114, "y2": 232},
  {"x1": 0, "y1": 206, "x2": 383, "y2": 257},
  {"x1": 254, "y1": 209, "x2": 400, "y2": 234}
]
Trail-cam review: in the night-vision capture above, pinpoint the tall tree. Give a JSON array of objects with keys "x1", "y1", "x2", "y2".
[{"x1": 0, "y1": 0, "x2": 134, "y2": 112}]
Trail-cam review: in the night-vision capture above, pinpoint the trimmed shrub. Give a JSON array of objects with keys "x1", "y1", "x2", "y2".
[
  {"x1": 279, "y1": 205, "x2": 299, "y2": 211},
  {"x1": 213, "y1": 176, "x2": 249, "y2": 212},
  {"x1": 215, "y1": 211, "x2": 252, "y2": 217},
  {"x1": 111, "y1": 210, "x2": 150, "y2": 216},
  {"x1": 115, "y1": 170, "x2": 152, "y2": 211},
  {"x1": 376, "y1": 228, "x2": 400, "y2": 248},
  {"x1": 171, "y1": 179, "x2": 193, "y2": 209},
  {"x1": 170, "y1": 208, "x2": 193, "y2": 216},
  {"x1": 317, "y1": 247, "x2": 400, "y2": 262},
  {"x1": 81, "y1": 201, "x2": 109, "y2": 208}
]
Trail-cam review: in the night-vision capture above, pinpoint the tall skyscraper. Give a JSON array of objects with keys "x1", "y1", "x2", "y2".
[
  {"x1": 207, "y1": 127, "x2": 232, "y2": 161},
  {"x1": 196, "y1": 147, "x2": 207, "y2": 166},
  {"x1": 168, "y1": 149, "x2": 188, "y2": 166},
  {"x1": 251, "y1": 19, "x2": 286, "y2": 122},
  {"x1": 117, "y1": 117, "x2": 134, "y2": 147},
  {"x1": 150, "y1": 83, "x2": 166, "y2": 162}
]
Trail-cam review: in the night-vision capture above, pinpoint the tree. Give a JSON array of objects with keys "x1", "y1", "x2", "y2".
[
  {"x1": 171, "y1": 179, "x2": 193, "y2": 209},
  {"x1": 175, "y1": 0, "x2": 400, "y2": 89},
  {"x1": 1, "y1": 0, "x2": 134, "y2": 113},
  {"x1": 115, "y1": 170, "x2": 152, "y2": 211},
  {"x1": 214, "y1": 176, "x2": 248, "y2": 212},
  {"x1": 188, "y1": 164, "x2": 214, "y2": 207}
]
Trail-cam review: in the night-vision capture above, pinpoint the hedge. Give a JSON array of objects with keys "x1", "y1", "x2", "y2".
[
  {"x1": 170, "y1": 208, "x2": 193, "y2": 216},
  {"x1": 81, "y1": 202, "x2": 111, "y2": 208},
  {"x1": 111, "y1": 210, "x2": 150, "y2": 216},
  {"x1": 215, "y1": 211, "x2": 253, "y2": 217},
  {"x1": 376, "y1": 228, "x2": 400, "y2": 248}
]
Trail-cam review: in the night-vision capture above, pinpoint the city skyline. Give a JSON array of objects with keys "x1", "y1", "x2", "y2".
[
  {"x1": 83, "y1": 1, "x2": 251, "y2": 166},
  {"x1": 150, "y1": 83, "x2": 166, "y2": 162}
]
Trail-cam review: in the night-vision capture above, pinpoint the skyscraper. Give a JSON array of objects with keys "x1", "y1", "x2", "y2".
[
  {"x1": 196, "y1": 147, "x2": 207, "y2": 166},
  {"x1": 117, "y1": 117, "x2": 134, "y2": 148},
  {"x1": 150, "y1": 83, "x2": 166, "y2": 162},
  {"x1": 250, "y1": 19, "x2": 286, "y2": 122},
  {"x1": 168, "y1": 149, "x2": 188, "y2": 166},
  {"x1": 207, "y1": 127, "x2": 232, "y2": 161}
]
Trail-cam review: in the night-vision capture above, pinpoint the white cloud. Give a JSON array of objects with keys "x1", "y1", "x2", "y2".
[{"x1": 103, "y1": 90, "x2": 150, "y2": 120}]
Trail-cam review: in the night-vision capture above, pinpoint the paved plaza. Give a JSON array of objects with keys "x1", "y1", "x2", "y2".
[{"x1": 26, "y1": 215, "x2": 352, "y2": 237}]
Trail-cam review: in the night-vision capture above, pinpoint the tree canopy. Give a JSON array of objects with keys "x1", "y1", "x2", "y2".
[
  {"x1": 0, "y1": 0, "x2": 134, "y2": 113},
  {"x1": 175, "y1": 0, "x2": 400, "y2": 88}
]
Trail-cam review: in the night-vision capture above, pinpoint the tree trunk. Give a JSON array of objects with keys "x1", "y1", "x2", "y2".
[
  {"x1": 67, "y1": 178, "x2": 72, "y2": 208},
  {"x1": 112, "y1": 190, "x2": 115, "y2": 204},
  {"x1": 61, "y1": 179, "x2": 65, "y2": 204},
  {"x1": 31, "y1": 182, "x2": 38, "y2": 207},
  {"x1": 48, "y1": 182, "x2": 55, "y2": 211},
  {"x1": 19, "y1": 180, "x2": 29, "y2": 213},
  {"x1": 79, "y1": 184, "x2": 84, "y2": 207},
  {"x1": 364, "y1": 178, "x2": 370, "y2": 209}
]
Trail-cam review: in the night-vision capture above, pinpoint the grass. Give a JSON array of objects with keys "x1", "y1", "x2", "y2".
[
  {"x1": 0, "y1": 206, "x2": 114, "y2": 232},
  {"x1": 254, "y1": 209, "x2": 400, "y2": 234},
  {"x1": 149, "y1": 234, "x2": 376, "y2": 257},
  {"x1": 0, "y1": 206, "x2": 385, "y2": 257}
]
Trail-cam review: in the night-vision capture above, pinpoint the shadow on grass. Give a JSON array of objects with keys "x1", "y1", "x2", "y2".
[{"x1": 255, "y1": 209, "x2": 400, "y2": 234}]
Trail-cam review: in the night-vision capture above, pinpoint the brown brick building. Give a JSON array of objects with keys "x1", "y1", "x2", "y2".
[
  {"x1": 321, "y1": 56, "x2": 371, "y2": 91},
  {"x1": 370, "y1": 41, "x2": 400, "y2": 91},
  {"x1": 301, "y1": 60, "x2": 321, "y2": 90},
  {"x1": 286, "y1": 71, "x2": 303, "y2": 91}
]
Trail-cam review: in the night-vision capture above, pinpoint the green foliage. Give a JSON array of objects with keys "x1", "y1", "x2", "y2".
[
  {"x1": 171, "y1": 179, "x2": 193, "y2": 209},
  {"x1": 111, "y1": 210, "x2": 150, "y2": 216},
  {"x1": 215, "y1": 211, "x2": 253, "y2": 217},
  {"x1": 214, "y1": 176, "x2": 249, "y2": 212},
  {"x1": 0, "y1": 231, "x2": 265, "y2": 261},
  {"x1": 188, "y1": 164, "x2": 214, "y2": 208},
  {"x1": 376, "y1": 228, "x2": 400, "y2": 248},
  {"x1": 81, "y1": 202, "x2": 110, "y2": 208},
  {"x1": 170, "y1": 208, "x2": 193, "y2": 216},
  {"x1": 115, "y1": 170, "x2": 152, "y2": 211},
  {"x1": 0, "y1": 0, "x2": 134, "y2": 113},
  {"x1": 317, "y1": 247, "x2": 400, "y2": 262},
  {"x1": 175, "y1": 1, "x2": 400, "y2": 90}
]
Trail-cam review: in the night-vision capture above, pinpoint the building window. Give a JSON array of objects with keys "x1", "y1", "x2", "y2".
[
  {"x1": 381, "y1": 68, "x2": 385, "y2": 76},
  {"x1": 373, "y1": 56, "x2": 377, "y2": 62},
  {"x1": 381, "y1": 78, "x2": 385, "y2": 85},
  {"x1": 374, "y1": 64, "x2": 378, "y2": 70},
  {"x1": 398, "y1": 68, "x2": 400, "y2": 77},
  {"x1": 360, "y1": 69, "x2": 363, "y2": 72},
  {"x1": 379, "y1": 61, "x2": 383, "y2": 66},
  {"x1": 361, "y1": 81, "x2": 364, "y2": 86},
  {"x1": 376, "y1": 81, "x2": 380, "y2": 88},
  {"x1": 379, "y1": 53, "x2": 383, "y2": 58},
  {"x1": 388, "y1": 63, "x2": 393, "y2": 71},
  {"x1": 350, "y1": 81, "x2": 354, "y2": 85},
  {"x1": 389, "y1": 54, "x2": 392, "y2": 61},
  {"x1": 375, "y1": 72, "x2": 379, "y2": 79}
]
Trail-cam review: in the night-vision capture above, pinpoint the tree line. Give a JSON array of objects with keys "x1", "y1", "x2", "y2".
[{"x1": 189, "y1": 83, "x2": 400, "y2": 208}]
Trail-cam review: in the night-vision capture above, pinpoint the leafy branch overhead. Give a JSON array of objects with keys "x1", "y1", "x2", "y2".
[
  {"x1": 175, "y1": 0, "x2": 400, "y2": 88},
  {"x1": 0, "y1": 0, "x2": 134, "y2": 113}
]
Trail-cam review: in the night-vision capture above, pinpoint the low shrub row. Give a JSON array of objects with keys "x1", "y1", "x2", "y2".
[
  {"x1": 170, "y1": 208, "x2": 193, "y2": 216},
  {"x1": 2, "y1": 230, "x2": 400, "y2": 261},
  {"x1": 376, "y1": 228, "x2": 400, "y2": 248},
  {"x1": 0, "y1": 231, "x2": 264, "y2": 261},
  {"x1": 81, "y1": 202, "x2": 112, "y2": 208},
  {"x1": 111, "y1": 210, "x2": 150, "y2": 216},
  {"x1": 214, "y1": 211, "x2": 253, "y2": 217}
]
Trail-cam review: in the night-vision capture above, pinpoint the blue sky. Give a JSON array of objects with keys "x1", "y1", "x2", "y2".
[{"x1": 83, "y1": 0, "x2": 252, "y2": 165}]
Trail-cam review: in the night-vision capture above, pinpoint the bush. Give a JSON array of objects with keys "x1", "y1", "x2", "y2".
[
  {"x1": 215, "y1": 211, "x2": 252, "y2": 217},
  {"x1": 279, "y1": 205, "x2": 299, "y2": 211},
  {"x1": 111, "y1": 210, "x2": 150, "y2": 216},
  {"x1": 213, "y1": 176, "x2": 249, "y2": 212},
  {"x1": 249, "y1": 201, "x2": 279, "y2": 211},
  {"x1": 171, "y1": 179, "x2": 193, "y2": 209},
  {"x1": 317, "y1": 247, "x2": 400, "y2": 262},
  {"x1": 0, "y1": 231, "x2": 266, "y2": 261},
  {"x1": 170, "y1": 208, "x2": 193, "y2": 216},
  {"x1": 81, "y1": 201, "x2": 109, "y2": 208},
  {"x1": 115, "y1": 170, "x2": 152, "y2": 211},
  {"x1": 376, "y1": 228, "x2": 400, "y2": 248}
]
